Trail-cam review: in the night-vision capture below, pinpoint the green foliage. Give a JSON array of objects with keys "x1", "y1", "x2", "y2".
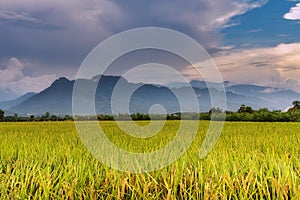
[
  {"x1": 2, "y1": 101, "x2": 300, "y2": 122},
  {"x1": 293, "y1": 100, "x2": 300, "y2": 108},
  {"x1": 238, "y1": 104, "x2": 254, "y2": 114},
  {"x1": 45, "y1": 112, "x2": 50, "y2": 119},
  {"x1": 0, "y1": 109, "x2": 4, "y2": 121},
  {"x1": 209, "y1": 107, "x2": 224, "y2": 114},
  {"x1": 0, "y1": 121, "x2": 300, "y2": 199},
  {"x1": 224, "y1": 103, "x2": 300, "y2": 122},
  {"x1": 288, "y1": 100, "x2": 300, "y2": 112}
]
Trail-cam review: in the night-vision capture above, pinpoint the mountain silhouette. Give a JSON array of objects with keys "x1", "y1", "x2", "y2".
[
  {"x1": 2, "y1": 75, "x2": 300, "y2": 115},
  {"x1": 0, "y1": 92, "x2": 36, "y2": 110}
]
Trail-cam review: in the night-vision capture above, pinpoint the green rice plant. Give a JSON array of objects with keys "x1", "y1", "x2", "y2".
[{"x1": 0, "y1": 121, "x2": 299, "y2": 199}]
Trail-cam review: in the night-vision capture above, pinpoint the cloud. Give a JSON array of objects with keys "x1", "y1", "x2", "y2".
[
  {"x1": 0, "y1": 0, "x2": 267, "y2": 68},
  {"x1": 0, "y1": 0, "x2": 122, "y2": 36},
  {"x1": 0, "y1": 57, "x2": 57, "y2": 100},
  {"x1": 0, "y1": 0, "x2": 125, "y2": 72},
  {"x1": 0, "y1": 57, "x2": 24, "y2": 83},
  {"x1": 183, "y1": 42, "x2": 300, "y2": 91},
  {"x1": 113, "y1": 0, "x2": 267, "y2": 49},
  {"x1": 0, "y1": 10, "x2": 38, "y2": 22},
  {"x1": 284, "y1": 3, "x2": 300, "y2": 20},
  {"x1": 0, "y1": 0, "x2": 268, "y2": 98}
]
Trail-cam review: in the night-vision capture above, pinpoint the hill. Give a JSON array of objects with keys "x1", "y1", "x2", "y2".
[{"x1": 4, "y1": 76, "x2": 300, "y2": 115}]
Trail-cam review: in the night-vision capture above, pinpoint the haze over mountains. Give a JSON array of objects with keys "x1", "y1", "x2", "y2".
[
  {"x1": 1, "y1": 75, "x2": 299, "y2": 116},
  {"x1": 0, "y1": 93, "x2": 36, "y2": 110}
]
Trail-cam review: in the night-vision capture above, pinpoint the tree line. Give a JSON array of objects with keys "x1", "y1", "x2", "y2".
[
  {"x1": 1, "y1": 101, "x2": 300, "y2": 122},
  {"x1": 200, "y1": 101, "x2": 300, "y2": 122},
  {"x1": 0, "y1": 111, "x2": 73, "y2": 122}
]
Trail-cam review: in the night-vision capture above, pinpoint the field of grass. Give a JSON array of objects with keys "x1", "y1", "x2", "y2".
[{"x1": 0, "y1": 121, "x2": 300, "y2": 199}]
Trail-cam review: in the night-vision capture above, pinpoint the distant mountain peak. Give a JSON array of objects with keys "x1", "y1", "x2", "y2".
[
  {"x1": 56, "y1": 77, "x2": 70, "y2": 82},
  {"x1": 50, "y1": 77, "x2": 71, "y2": 87},
  {"x1": 91, "y1": 74, "x2": 121, "y2": 81}
]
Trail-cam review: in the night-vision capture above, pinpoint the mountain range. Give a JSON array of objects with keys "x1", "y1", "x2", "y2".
[
  {"x1": 1, "y1": 75, "x2": 299, "y2": 116},
  {"x1": 0, "y1": 92, "x2": 36, "y2": 110}
]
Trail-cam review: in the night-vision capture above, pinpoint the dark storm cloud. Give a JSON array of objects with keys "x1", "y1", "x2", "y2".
[{"x1": 0, "y1": 0, "x2": 267, "y2": 73}]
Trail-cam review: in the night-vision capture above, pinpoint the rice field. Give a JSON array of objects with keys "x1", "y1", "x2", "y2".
[{"x1": 0, "y1": 121, "x2": 300, "y2": 199}]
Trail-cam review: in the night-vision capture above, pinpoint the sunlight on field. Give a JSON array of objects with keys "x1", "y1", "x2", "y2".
[{"x1": 0, "y1": 121, "x2": 300, "y2": 199}]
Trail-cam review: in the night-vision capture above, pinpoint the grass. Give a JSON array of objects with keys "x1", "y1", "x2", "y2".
[{"x1": 0, "y1": 121, "x2": 300, "y2": 199}]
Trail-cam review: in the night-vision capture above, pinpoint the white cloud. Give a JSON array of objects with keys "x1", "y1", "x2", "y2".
[
  {"x1": 206, "y1": 0, "x2": 267, "y2": 30},
  {"x1": 0, "y1": 57, "x2": 57, "y2": 98},
  {"x1": 284, "y1": 3, "x2": 300, "y2": 20},
  {"x1": 0, "y1": 10, "x2": 38, "y2": 22},
  {"x1": 183, "y1": 42, "x2": 300, "y2": 91},
  {"x1": 0, "y1": 57, "x2": 24, "y2": 83}
]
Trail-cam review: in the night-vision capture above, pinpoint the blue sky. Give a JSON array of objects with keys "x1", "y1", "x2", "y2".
[
  {"x1": 222, "y1": 0, "x2": 300, "y2": 47},
  {"x1": 0, "y1": 0, "x2": 300, "y2": 100}
]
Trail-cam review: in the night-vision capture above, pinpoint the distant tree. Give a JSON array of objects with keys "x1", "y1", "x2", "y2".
[
  {"x1": 14, "y1": 113, "x2": 18, "y2": 121},
  {"x1": 167, "y1": 114, "x2": 181, "y2": 120},
  {"x1": 64, "y1": 115, "x2": 73, "y2": 121},
  {"x1": 0, "y1": 109, "x2": 4, "y2": 121},
  {"x1": 293, "y1": 101, "x2": 300, "y2": 109},
  {"x1": 288, "y1": 101, "x2": 300, "y2": 112},
  {"x1": 257, "y1": 108, "x2": 269, "y2": 113},
  {"x1": 238, "y1": 104, "x2": 254, "y2": 114},
  {"x1": 45, "y1": 112, "x2": 50, "y2": 119},
  {"x1": 209, "y1": 107, "x2": 223, "y2": 114},
  {"x1": 50, "y1": 115, "x2": 58, "y2": 121}
]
